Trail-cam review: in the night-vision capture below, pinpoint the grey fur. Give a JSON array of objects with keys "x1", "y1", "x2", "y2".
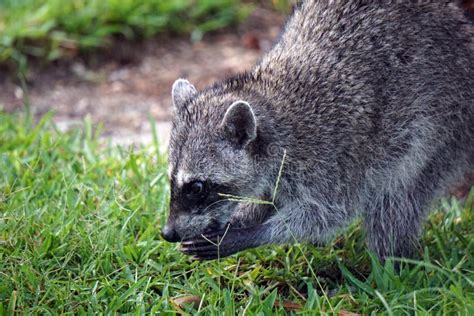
[
  {"x1": 221, "y1": 101, "x2": 257, "y2": 147},
  {"x1": 165, "y1": 0, "x2": 474, "y2": 261},
  {"x1": 172, "y1": 79, "x2": 197, "y2": 110}
]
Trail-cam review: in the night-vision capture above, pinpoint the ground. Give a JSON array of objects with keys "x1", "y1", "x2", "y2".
[{"x1": 0, "y1": 8, "x2": 283, "y2": 147}]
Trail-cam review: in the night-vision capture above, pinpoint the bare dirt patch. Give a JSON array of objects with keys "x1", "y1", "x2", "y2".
[{"x1": 0, "y1": 8, "x2": 284, "y2": 147}]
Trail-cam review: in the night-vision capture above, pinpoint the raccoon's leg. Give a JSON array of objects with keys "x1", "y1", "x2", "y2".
[
  {"x1": 180, "y1": 206, "x2": 333, "y2": 261},
  {"x1": 365, "y1": 144, "x2": 473, "y2": 261},
  {"x1": 363, "y1": 188, "x2": 430, "y2": 261},
  {"x1": 182, "y1": 200, "x2": 352, "y2": 260}
]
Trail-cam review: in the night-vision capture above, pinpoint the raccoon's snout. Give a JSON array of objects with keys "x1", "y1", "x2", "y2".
[{"x1": 161, "y1": 224, "x2": 180, "y2": 242}]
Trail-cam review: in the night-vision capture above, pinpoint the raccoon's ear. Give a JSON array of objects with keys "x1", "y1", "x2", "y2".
[
  {"x1": 221, "y1": 101, "x2": 257, "y2": 147},
  {"x1": 172, "y1": 79, "x2": 197, "y2": 110}
]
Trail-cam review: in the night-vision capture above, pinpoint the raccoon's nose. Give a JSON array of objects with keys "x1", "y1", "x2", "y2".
[{"x1": 161, "y1": 224, "x2": 180, "y2": 242}]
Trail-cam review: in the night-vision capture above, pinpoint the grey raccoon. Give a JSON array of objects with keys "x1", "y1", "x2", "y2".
[{"x1": 161, "y1": 0, "x2": 474, "y2": 261}]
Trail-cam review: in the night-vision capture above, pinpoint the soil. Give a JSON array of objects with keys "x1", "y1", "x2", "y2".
[{"x1": 0, "y1": 8, "x2": 284, "y2": 147}]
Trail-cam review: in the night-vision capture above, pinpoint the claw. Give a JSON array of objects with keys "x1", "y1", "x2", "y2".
[
  {"x1": 179, "y1": 247, "x2": 194, "y2": 255},
  {"x1": 180, "y1": 237, "x2": 227, "y2": 260},
  {"x1": 182, "y1": 238, "x2": 217, "y2": 247},
  {"x1": 181, "y1": 230, "x2": 228, "y2": 247},
  {"x1": 180, "y1": 240, "x2": 220, "y2": 253}
]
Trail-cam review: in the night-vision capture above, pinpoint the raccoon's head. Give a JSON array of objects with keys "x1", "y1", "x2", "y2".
[{"x1": 161, "y1": 78, "x2": 275, "y2": 242}]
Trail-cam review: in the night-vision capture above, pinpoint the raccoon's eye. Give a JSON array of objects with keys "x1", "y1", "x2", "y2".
[
  {"x1": 190, "y1": 181, "x2": 204, "y2": 195},
  {"x1": 184, "y1": 180, "x2": 208, "y2": 201}
]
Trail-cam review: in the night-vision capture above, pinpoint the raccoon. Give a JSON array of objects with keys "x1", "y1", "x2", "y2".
[{"x1": 161, "y1": 0, "x2": 474, "y2": 261}]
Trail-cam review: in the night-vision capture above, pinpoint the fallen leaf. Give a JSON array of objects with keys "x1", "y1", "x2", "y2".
[
  {"x1": 274, "y1": 300, "x2": 303, "y2": 310},
  {"x1": 339, "y1": 310, "x2": 362, "y2": 316},
  {"x1": 171, "y1": 295, "x2": 202, "y2": 311}
]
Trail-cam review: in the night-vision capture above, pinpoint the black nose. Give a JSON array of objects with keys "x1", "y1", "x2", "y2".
[{"x1": 161, "y1": 224, "x2": 180, "y2": 242}]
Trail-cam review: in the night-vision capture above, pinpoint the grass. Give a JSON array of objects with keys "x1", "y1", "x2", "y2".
[
  {"x1": 0, "y1": 110, "x2": 473, "y2": 314},
  {"x1": 0, "y1": 0, "x2": 252, "y2": 65}
]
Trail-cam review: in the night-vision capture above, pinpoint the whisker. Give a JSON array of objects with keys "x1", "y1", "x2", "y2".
[{"x1": 201, "y1": 199, "x2": 230, "y2": 214}]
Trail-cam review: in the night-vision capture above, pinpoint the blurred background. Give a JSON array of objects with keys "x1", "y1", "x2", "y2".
[
  {"x1": 0, "y1": 0, "x2": 473, "y2": 147},
  {"x1": 0, "y1": 0, "x2": 293, "y2": 147}
]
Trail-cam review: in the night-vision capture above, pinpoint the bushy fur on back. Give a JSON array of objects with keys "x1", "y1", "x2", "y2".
[{"x1": 165, "y1": 0, "x2": 474, "y2": 260}]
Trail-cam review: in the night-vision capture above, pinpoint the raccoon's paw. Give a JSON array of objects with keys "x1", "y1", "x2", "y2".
[
  {"x1": 180, "y1": 229, "x2": 240, "y2": 260},
  {"x1": 180, "y1": 224, "x2": 270, "y2": 260},
  {"x1": 180, "y1": 224, "x2": 265, "y2": 260}
]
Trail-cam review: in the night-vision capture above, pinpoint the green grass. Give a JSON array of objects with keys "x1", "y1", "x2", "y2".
[
  {"x1": 0, "y1": 111, "x2": 473, "y2": 314},
  {"x1": 0, "y1": 0, "x2": 251, "y2": 64}
]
